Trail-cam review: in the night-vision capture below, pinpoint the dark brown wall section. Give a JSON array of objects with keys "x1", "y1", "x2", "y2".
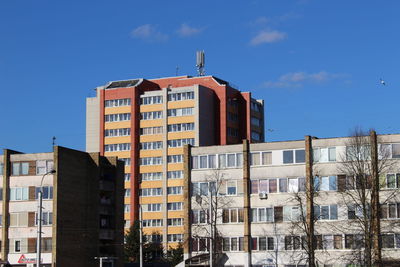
[{"x1": 52, "y1": 146, "x2": 124, "y2": 267}]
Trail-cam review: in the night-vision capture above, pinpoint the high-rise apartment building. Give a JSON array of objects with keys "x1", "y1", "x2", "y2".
[
  {"x1": 0, "y1": 146, "x2": 124, "y2": 267},
  {"x1": 86, "y1": 75, "x2": 264, "y2": 246}
]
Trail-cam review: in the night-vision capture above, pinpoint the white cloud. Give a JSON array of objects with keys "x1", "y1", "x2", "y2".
[
  {"x1": 250, "y1": 30, "x2": 287, "y2": 45},
  {"x1": 250, "y1": 16, "x2": 269, "y2": 26},
  {"x1": 177, "y1": 23, "x2": 203, "y2": 37},
  {"x1": 130, "y1": 24, "x2": 168, "y2": 42},
  {"x1": 262, "y1": 71, "x2": 346, "y2": 88}
]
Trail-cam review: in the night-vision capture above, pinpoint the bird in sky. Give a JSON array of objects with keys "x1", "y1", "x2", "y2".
[{"x1": 380, "y1": 78, "x2": 386, "y2": 86}]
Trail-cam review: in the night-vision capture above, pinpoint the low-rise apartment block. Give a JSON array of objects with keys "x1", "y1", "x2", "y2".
[
  {"x1": 0, "y1": 146, "x2": 124, "y2": 267},
  {"x1": 183, "y1": 133, "x2": 400, "y2": 267}
]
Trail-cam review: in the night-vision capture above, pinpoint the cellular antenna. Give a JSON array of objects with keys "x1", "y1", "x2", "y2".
[{"x1": 196, "y1": 50, "x2": 205, "y2": 76}]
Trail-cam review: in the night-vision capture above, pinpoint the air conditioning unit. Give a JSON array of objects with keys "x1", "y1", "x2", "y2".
[{"x1": 259, "y1": 191, "x2": 268, "y2": 200}]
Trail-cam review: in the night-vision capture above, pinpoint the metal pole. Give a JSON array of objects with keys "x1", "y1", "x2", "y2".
[
  {"x1": 36, "y1": 190, "x2": 43, "y2": 267},
  {"x1": 139, "y1": 205, "x2": 143, "y2": 267},
  {"x1": 36, "y1": 170, "x2": 55, "y2": 267},
  {"x1": 209, "y1": 189, "x2": 213, "y2": 267},
  {"x1": 100, "y1": 257, "x2": 103, "y2": 267}
]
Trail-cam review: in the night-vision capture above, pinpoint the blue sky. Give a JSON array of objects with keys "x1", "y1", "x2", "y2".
[{"x1": 1, "y1": 0, "x2": 399, "y2": 153}]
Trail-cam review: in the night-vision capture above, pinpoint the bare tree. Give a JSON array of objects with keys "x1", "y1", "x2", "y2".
[
  {"x1": 336, "y1": 128, "x2": 397, "y2": 266},
  {"x1": 190, "y1": 169, "x2": 232, "y2": 264}
]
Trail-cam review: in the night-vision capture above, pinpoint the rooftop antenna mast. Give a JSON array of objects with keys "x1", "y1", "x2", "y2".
[{"x1": 196, "y1": 50, "x2": 205, "y2": 76}]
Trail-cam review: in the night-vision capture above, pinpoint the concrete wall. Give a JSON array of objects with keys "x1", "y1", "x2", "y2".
[
  {"x1": 188, "y1": 134, "x2": 400, "y2": 266},
  {"x1": 86, "y1": 95, "x2": 100, "y2": 153}
]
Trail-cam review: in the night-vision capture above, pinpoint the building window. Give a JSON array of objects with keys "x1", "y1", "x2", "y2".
[
  {"x1": 140, "y1": 188, "x2": 162, "y2": 197},
  {"x1": 142, "y1": 203, "x2": 162, "y2": 212},
  {"x1": 380, "y1": 203, "x2": 400, "y2": 219},
  {"x1": 223, "y1": 238, "x2": 231, "y2": 251},
  {"x1": 140, "y1": 95, "x2": 162, "y2": 105},
  {"x1": 222, "y1": 209, "x2": 244, "y2": 223},
  {"x1": 36, "y1": 160, "x2": 54, "y2": 175},
  {"x1": 105, "y1": 128, "x2": 131, "y2": 137},
  {"x1": 167, "y1": 123, "x2": 195, "y2": 132},
  {"x1": 167, "y1": 218, "x2": 183, "y2": 226},
  {"x1": 12, "y1": 162, "x2": 29, "y2": 176},
  {"x1": 251, "y1": 116, "x2": 261, "y2": 127},
  {"x1": 140, "y1": 126, "x2": 163, "y2": 135},
  {"x1": 35, "y1": 186, "x2": 53, "y2": 200},
  {"x1": 167, "y1": 138, "x2": 195, "y2": 148},
  {"x1": 140, "y1": 172, "x2": 162, "y2": 181},
  {"x1": 284, "y1": 236, "x2": 303, "y2": 250},
  {"x1": 250, "y1": 152, "x2": 261, "y2": 166},
  {"x1": 283, "y1": 150, "x2": 305, "y2": 164},
  {"x1": 168, "y1": 91, "x2": 194, "y2": 101},
  {"x1": 314, "y1": 205, "x2": 338, "y2": 220},
  {"x1": 228, "y1": 112, "x2": 239, "y2": 122},
  {"x1": 167, "y1": 107, "x2": 193, "y2": 117},
  {"x1": 283, "y1": 150, "x2": 294, "y2": 164},
  {"x1": 192, "y1": 238, "x2": 209, "y2": 252},
  {"x1": 140, "y1": 111, "x2": 162, "y2": 120},
  {"x1": 124, "y1": 204, "x2": 130, "y2": 213},
  {"x1": 227, "y1": 127, "x2": 239, "y2": 137},
  {"x1": 251, "y1": 208, "x2": 273, "y2": 222},
  {"x1": 167, "y1": 170, "x2": 183, "y2": 179},
  {"x1": 313, "y1": 147, "x2": 336, "y2": 162},
  {"x1": 105, "y1": 98, "x2": 131, "y2": 107},
  {"x1": 35, "y1": 212, "x2": 53, "y2": 226},
  {"x1": 140, "y1": 141, "x2": 162, "y2": 150},
  {"x1": 227, "y1": 181, "x2": 237, "y2": 195},
  {"x1": 383, "y1": 173, "x2": 400, "y2": 189},
  {"x1": 10, "y1": 187, "x2": 29, "y2": 201},
  {"x1": 251, "y1": 237, "x2": 274, "y2": 251},
  {"x1": 104, "y1": 143, "x2": 131, "y2": 152},
  {"x1": 104, "y1": 113, "x2": 131, "y2": 122},
  {"x1": 167, "y1": 186, "x2": 183, "y2": 195},
  {"x1": 125, "y1": 189, "x2": 131, "y2": 197},
  {"x1": 251, "y1": 131, "x2": 261, "y2": 141},
  {"x1": 142, "y1": 219, "x2": 163, "y2": 227},
  {"x1": 252, "y1": 177, "x2": 305, "y2": 194},
  {"x1": 140, "y1": 157, "x2": 162, "y2": 166},
  {"x1": 167, "y1": 202, "x2": 183, "y2": 211},
  {"x1": 348, "y1": 204, "x2": 370, "y2": 219},
  {"x1": 0, "y1": 163, "x2": 3, "y2": 175},
  {"x1": 167, "y1": 155, "x2": 183, "y2": 163},
  {"x1": 314, "y1": 176, "x2": 337, "y2": 191},
  {"x1": 15, "y1": 240, "x2": 21, "y2": 252},
  {"x1": 192, "y1": 210, "x2": 208, "y2": 224},
  {"x1": 345, "y1": 234, "x2": 364, "y2": 249},
  {"x1": 192, "y1": 182, "x2": 216, "y2": 196},
  {"x1": 283, "y1": 206, "x2": 302, "y2": 221},
  {"x1": 167, "y1": 234, "x2": 183, "y2": 242},
  {"x1": 346, "y1": 145, "x2": 371, "y2": 161},
  {"x1": 124, "y1": 173, "x2": 131, "y2": 181}
]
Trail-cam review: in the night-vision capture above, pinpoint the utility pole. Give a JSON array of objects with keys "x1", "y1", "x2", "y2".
[
  {"x1": 36, "y1": 169, "x2": 56, "y2": 267},
  {"x1": 209, "y1": 188, "x2": 213, "y2": 267},
  {"x1": 139, "y1": 206, "x2": 143, "y2": 267}
]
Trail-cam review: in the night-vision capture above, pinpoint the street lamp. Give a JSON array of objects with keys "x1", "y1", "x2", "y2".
[
  {"x1": 37, "y1": 169, "x2": 56, "y2": 267},
  {"x1": 139, "y1": 205, "x2": 143, "y2": 267}
]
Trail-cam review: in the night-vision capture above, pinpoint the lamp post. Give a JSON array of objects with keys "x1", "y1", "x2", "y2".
[
  {"x1": 37, "y1": 169, "x2": 56, "y2": 267},
  {"x1": 139, "y1": 205, "x2": 143, "y2": 267}
]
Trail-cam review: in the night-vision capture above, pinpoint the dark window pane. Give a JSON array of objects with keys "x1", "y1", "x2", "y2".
[
  {"x1": 295, "y1": 150, "x2": 305, "y2": 163},
  {"x1": 269, "y1": 179, "x2": 277, "y2": 193},
  {"x1": 279, "y1": 178, "x2": 287, "y2": 193},
  {"x1": 283, "y1": 150, "x2": 294, "y2": 164}
]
